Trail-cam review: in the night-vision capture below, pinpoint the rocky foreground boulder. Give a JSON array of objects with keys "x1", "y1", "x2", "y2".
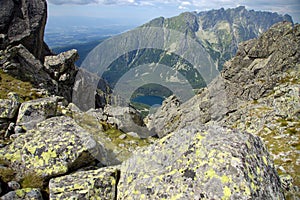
[
  {"x1": 118, "y1": 126, "x2": 284, "y2": 199},
  {"x1": 49, "y1": 167, "x2": 118, "y2": 199},
  {"x1": 0, "y1": 116, "x2": 101, "y2": 179}
]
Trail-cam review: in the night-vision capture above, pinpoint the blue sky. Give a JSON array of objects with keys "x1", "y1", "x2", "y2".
[{"x1": 47, "y1": 0, "x2": 300, "y2": 25}]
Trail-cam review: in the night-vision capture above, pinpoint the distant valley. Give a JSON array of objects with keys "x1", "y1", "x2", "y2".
[
  {"x1": 76, "y1": 7, "x2": 293, "y2": 113},
  {"x1": 45, "y1": 16, "x2": 140, "y2": 65}
]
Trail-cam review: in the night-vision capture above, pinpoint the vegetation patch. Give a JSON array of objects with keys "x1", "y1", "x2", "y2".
[
  {"x1": 20, "y1": 171, "x2": 44, "y2": 189},
  {"x1": 0, "y1": 167, "x2": 15, "y2": 183},
  {"x1": 0, "y1": 70, "x2": 44, "y2": 101}
]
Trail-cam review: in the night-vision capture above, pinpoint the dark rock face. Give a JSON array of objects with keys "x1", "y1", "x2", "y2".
[
  {"x1": 0, "y1": 0, "x2": 50, "y2": 61},
  {"x1": 0, "y1": 0, "x2": 79, "y2": 102}
]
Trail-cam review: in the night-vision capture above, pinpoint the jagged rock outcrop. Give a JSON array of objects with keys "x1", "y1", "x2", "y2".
[
  {"x1": 0, "y1": 44, "x2": 58, "y2": 94},
  {"x1": 0, "y1": 0, "x2": 51, "y2": 61},
  {"x1": 146, "y1": 95, "x2": 181, "y2": 138},
  {"x1": 197, "y1": 6, "x2": 292, "y2": 69},
  {"x1": 104, "y1": 105, "x2": 146, "y2": 134},
  {"x1": 49, "y1": 167, "x2": 118, "y2": 199},
  {"x1": 44, "y1": 49, "x2": 79, "y2": 102},
  {"x1": 148, "y1": 22, "x2": 299, "y2": 136},
  {"x1": 0, "y1": 116, "x2": 102, "y2": 179},
  {"x1": 147, "y1": 21, "x2": 300, "y2": 195},
  {"x1": 118, "y1": 126, "x2": 284, "y2": 199}
]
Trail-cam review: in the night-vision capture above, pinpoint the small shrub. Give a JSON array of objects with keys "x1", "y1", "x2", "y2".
[
  {"x1": 0, "y1": 168, "x2": 15, "y2": 182},
  {"x1": 21, "y1": 172, "x2": 44, "y2": 189},
  {"x1": 286, "y1": 128, "x2": 298, "y2": 135}
]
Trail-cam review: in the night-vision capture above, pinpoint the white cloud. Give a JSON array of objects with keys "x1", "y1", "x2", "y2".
[
  {"x1": 181, "y1": 1, "x2": 191, "y2": 6},
  {"x1": 178, "y1": 5, "x2": 187, "y2": 9},
  {"x1": 48, "y1": 0, "x2": 300, "y2": 22}
]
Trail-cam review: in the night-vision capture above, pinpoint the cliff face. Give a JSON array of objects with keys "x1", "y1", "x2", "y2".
[{"x1": 0, "y1": 0, "x2": 51, "y2": 61}]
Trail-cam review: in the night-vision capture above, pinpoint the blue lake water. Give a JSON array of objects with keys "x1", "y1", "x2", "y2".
[{"x1": 132, "y1": 95, "x2": 165, "y2": 106}]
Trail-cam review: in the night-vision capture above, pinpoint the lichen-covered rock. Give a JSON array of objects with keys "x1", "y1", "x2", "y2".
[
  {"x1": 118, "y1": 126, "x2": 284, "y2": 199},
  {"x1": 16, "y1": 97, "x2": 60, "y2": 131},
  {"x1": 0, "y1": 93, "x2": 20, "y2": 119},
  {"x1": 0, "y1": 116, "x2": 103, "y2": 179},
  {"x1": 0, "y1": 188, "x2": 43, "y2": 200},
  {"x1": 49, "y1": 167, "x2": 118, "y2": 200},
  {"x1": 0, "y1": 93, "x2": 20, "y2": 136},
  {"x1": 44, "y1": 49, "x2": 79, "y2": 102},
  {"x1": 222, "y1": 74, "x2": 300, "y2": 197}
]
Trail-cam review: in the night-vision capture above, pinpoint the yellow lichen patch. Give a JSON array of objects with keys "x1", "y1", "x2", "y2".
[
  {"x1": 222, "y1": 186, "x2": 232, "y2": 200},
  {"x1": 127, "y1": 175, "x2": 134, "y2": 183},
  {"x1": 262, "y1": 156, "x2": 268, "y2": 165},
  {"x1": 15, "y1": 189, "x2": 26, "y2": 197},
  {"x1": 221, "y1": 175, "x2": 231, "y2": 183},
  {"x1": 171, "y1": 193, "x2": 182, "y2": 200},
  {"x1": 205, "y1": 168, "x2": 216, "y2": 178},
  {"x1": 41, "y1": 150, "x2": 57, "y2": 165},
  {"x1": 196, "y1": 132, "x2": 206, "y2": 141},
  {"x1": 26, "y1": 146, "x2": 37, "y2": 155}
]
